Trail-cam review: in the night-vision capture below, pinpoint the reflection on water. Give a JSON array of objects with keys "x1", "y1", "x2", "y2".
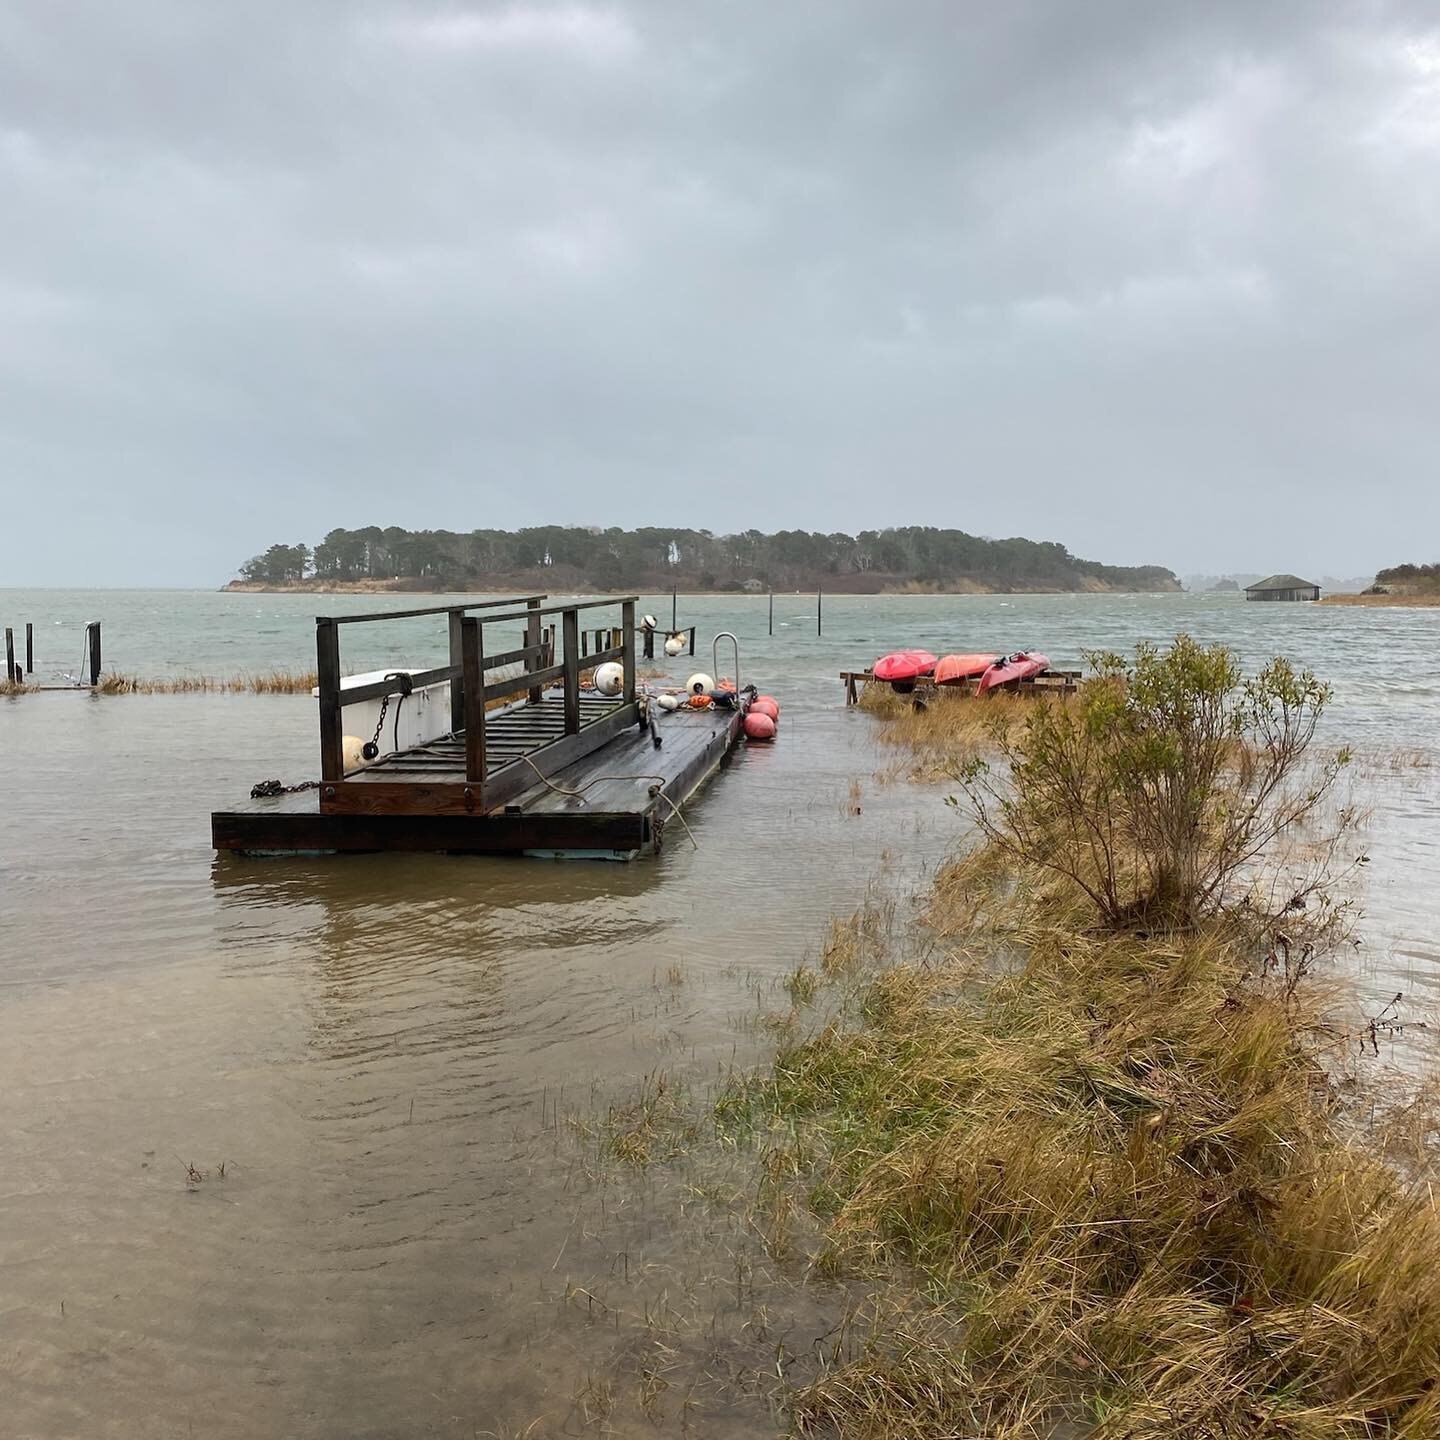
[{"x1": 2, "y1": 592, "x2": 1439, "y2": 1435}]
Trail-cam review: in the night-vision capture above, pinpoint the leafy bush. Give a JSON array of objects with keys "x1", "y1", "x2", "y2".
[{"x1": 957, "y1": 635, "x2": 1345, "y2": 929}]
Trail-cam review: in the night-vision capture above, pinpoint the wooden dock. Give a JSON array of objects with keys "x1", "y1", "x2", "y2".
[
  {"x1": 212, "y1": 595, "x2": 748, "y2": 859},
  {"x1": 841, "y1": 668, "x2": 1082, "y2": 705}
]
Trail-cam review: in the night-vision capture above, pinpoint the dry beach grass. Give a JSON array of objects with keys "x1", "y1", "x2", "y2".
[{"x1": 693, "y1": 638, "x2": 1440, "y2": 1436}]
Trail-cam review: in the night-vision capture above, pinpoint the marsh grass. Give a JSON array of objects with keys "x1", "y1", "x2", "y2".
[
  {"x1": 0, "y1": 677, "x2": 35, "y2": 696},
  {"x1": 705, "y1": 641, "x2": 1440, "y2": 1436},
  {"x1": 95, "y1": 669, "x2": 319, "y2": 694},
  {"x1": 714, "y1": 868, "x2": 1440, "y2": 1439},
  {"x1": 860, "y1": 684, "x2": 1042, "y2": 780},
  {"x1": 577, "y1": 1070, "x2": 702, "y2": 1168}
]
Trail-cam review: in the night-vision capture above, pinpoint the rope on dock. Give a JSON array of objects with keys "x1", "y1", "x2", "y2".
[{"x1": 518, "y1": 754, "x2": 700, "y2": 851}]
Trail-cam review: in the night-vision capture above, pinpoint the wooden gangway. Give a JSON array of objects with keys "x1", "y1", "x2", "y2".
[{"x1": 212, "y1": 593, "x2": 747, "y2": 857}]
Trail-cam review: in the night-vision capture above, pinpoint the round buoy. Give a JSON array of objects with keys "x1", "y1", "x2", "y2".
[
  {"x1": 751, "y1": 697, "x2": 779, "y2": 722},
  {"x1": 689, "y1": 693, "x2": 713, "y2": 709},
  {"x1": 664, "y1": 635, "x2": 686, "y2": 657},
  {"x1": 657, "y1": 693, "x2": 680, "y2": 711},
  {"x1": 342, "y1": 734, "x2": 368, "y2": 770},
  {"x1": 641, "y1": 613, "x2": 658, "y2": 631},
  {"x1": 744, "y1": 712, "x2": 777, "y2": 741},
  {"x1": 755, "y1": 694, "x2": 781, "y2": 717},
  {"x1": 593, "y1": 661, "x2": 624, "y2": 696},
  {"x1": 685, "y1": 671, "x2": 714, "y2": 696}
]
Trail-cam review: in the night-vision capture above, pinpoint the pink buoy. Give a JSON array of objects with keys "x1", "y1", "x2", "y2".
[
  {"x1": 744, "y1": 712, "x2": 777, "y2": 742},
  {"x1": 755, "y1": 694, "x2": 780, "y2": 715},
  {"x1": 751, "y1": 697, "x2": 779, "y2": 721}
]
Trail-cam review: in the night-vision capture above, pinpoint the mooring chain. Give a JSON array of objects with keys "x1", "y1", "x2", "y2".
[
  {"x1": 249, "y1": 778, "x2": 320, "y2": 798},
  {"x1": 364, "y1": 694, "x2": 391, "y2": 761}
]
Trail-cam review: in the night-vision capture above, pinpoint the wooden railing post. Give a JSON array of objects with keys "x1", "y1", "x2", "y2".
[
  {"x1": 562, "y1": 607, "x2": 580, "y2": 734},
  {"x1": 316, "y1": 619, "x2": 343, "y2": 782},
  {"x1": 621, "y1": 601, "x2": 636, "y2": 704},
  {"x1": 88, "y1": 620, "x2": 102, "y2": 686},
  {"x1": 525, "y1": 598, "x2": 543, "y2": 705},
  {"x1": 462, "y1": 616, "x2": 486, "y2": 792},
  {"x1": 448, "y1": 609, "x2": 465, "y2": 734}
]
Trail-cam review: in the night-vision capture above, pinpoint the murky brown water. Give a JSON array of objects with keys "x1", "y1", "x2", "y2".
[
  {"x1": 0, "y1": 689, "x2": 954, "y2": 1438},
  {"x1": 3, "y1": 592, "x2": 1439, "y2": 1437}
]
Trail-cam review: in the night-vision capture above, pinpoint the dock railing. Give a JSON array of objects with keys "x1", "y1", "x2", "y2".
[{"x1": 314, "y1": 594, "x2": 639, "y2": 813}]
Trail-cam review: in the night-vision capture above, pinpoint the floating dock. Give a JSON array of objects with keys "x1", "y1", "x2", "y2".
[
  {"x1": 840, "y1": 668, "x2": 1082, "y2": 705},
  {"x1": 212, "y1": 596, "x2": 746, "y2": 860}
]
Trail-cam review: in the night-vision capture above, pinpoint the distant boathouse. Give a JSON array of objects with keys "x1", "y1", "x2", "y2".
[{"x1": 1245, "y1": 574, "x2": 1321, "y2": 602}]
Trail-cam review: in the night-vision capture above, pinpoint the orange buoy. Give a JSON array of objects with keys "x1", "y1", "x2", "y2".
[
  {"x1": 689, "y1": 693, "x2": 713, "y2": 709},
  {"x1": 744, "y1": 711, "x2": 777, "y2": 741},
  {"x1": 751, "y1": 697, "x2": 779, "y2": 722}
]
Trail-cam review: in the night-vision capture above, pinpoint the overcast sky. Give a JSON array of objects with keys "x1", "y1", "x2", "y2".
[{"x1": 2, "y1": 1, "x2": 1437, "y2": 586}]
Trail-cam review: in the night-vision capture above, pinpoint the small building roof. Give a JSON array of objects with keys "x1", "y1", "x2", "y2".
[{"x1": 1246, "y1": 573, "x2": 1318, "y2": 592}]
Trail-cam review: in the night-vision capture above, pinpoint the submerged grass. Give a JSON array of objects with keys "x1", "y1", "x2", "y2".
[
  {"x1": 860, "y1": 684, "x2": 1049, "y2": 780},
  {"x1": 95, "y1": 669, "x2": 319, "y2": 694}
]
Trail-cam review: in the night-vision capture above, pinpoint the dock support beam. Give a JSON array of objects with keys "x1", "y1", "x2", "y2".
[
  {"x1": 525, "y1": 598, "x2": 543, "y2": 705},
  {"x1": 316, "y1": 619, "x2": 343, "y2": 782},
  {"x1": 621, "y1": 600, "x2": 636, "y2": 704},
  {"x1": 86, "y1": 621, "x2": 102, "y2": 687},
  {"x1": 562, "y1": 608, "x2": 580, "y2": 734},
  {"x1": 462, "y1": 616, "x2": 486, "y2": 792},
  {"x1": 448, "y1": 609, "x2": 465, "y2": 734}
]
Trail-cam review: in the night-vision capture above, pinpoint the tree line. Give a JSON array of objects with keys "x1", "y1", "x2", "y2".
[{"x1": 236, "y1": 525, "x2": 1178, "y2": 593}]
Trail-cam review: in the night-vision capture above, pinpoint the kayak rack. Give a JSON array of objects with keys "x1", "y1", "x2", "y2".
[{"x1": 840, "y1": 668, "x2": 1082, "y2": 705}]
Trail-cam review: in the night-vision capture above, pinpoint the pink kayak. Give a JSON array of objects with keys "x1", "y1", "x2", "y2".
[
  {"x1": 873, "y1": 650, "x2": 937, "y2": 688},
  {"x1": 934, "y1": 653, "x2": 999, "y2": 686},
  {"x1": 977, "y1": 652, "x2": 1050, "y2": 694}
]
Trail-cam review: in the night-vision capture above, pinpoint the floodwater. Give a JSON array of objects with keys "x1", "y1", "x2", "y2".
[{"x1": 1, "y1": 588, "x2": 1438, "y2": 1438}]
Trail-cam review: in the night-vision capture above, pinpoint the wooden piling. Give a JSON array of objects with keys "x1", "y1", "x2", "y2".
[
  {"x1": 562, "y1": 608, "x2": 581, "y2": 735},
  {"x1": 4, "y1": 628, "x2": 14, "y2": 684},
  {"x1": 525, "y1": 598, "x2": 543, "y2": 706},
  {"x1": 462, "y1": 617, "x2": 486, "y2": 788},
  {"x1": 316, "y1": 619, "x2": 343, "y2": 781},
  {"x1": 621, "y1": 601, "x2": 637, "y2": 704},
  {"x1": 87, "y1": 620, "x2": 102, "y2": 686},
  {"x1": 769, "y1": 590, "x2": 774, "y2": 635},
  {"x1": 25, "y1": 622, "x2": 33, "y2": 674},
  {"x1": 448, "y1": 610, "x2": 466, "y2": 734},
  {"x1": 817, "y1": 587, "x2": 823, "y2": 636}
]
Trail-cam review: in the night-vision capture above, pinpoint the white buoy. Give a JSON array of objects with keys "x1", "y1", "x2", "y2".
[
  {"x1": 342, "y1": 734, "x2": 368, "y2": 771},
  {"x1": 593, "y1": 661, "x2": 625, "y2": 696},
  {"x1": 641, "y1": 613, "x2": 658, "y2": 631},
  {"x1": 664, "y1": 634, "x2": 685, "y2": 657},
  {"x1": 685, "y1": 671, "x2": 714, "y2": 696},
  {"x1": 657, "y1": 693, "x2": 680, "y2": 711}
]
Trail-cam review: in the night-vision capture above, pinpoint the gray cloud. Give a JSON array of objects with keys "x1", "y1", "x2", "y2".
[{"x1": 2, "y1": 1, "x2": 1437, "y2": 583}]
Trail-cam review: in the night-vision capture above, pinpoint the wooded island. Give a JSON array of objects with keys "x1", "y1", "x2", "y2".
[{"x1": 232, "y1": 525, "x2": 1179, "y2": 595}]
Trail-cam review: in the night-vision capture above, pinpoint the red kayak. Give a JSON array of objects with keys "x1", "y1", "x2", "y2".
[
  {"x1": 977, "y1": 652, "x2": 1050, "y2": 694},
  {"x1": 934, "y1": 653, "x2": 999, "y2": 686},
  {"x1": 873, "y1": 650, "x2": 937, "y2": 686}
]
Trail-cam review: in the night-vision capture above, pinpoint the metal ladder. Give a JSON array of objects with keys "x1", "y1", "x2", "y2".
[{"x1": 712, "y1": 632, "x2": 740, "y2": 693}]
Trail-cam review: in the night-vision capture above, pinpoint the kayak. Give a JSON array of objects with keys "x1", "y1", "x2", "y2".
[
  {"x1": 873, "y1": 650, "x2": 937, "y2": 686},
  {"x1": 977, "y1": 652, "x2": 1050, "y2": 694},
  {"x1": 934, "y1": 653, "x2": 999, "y2": 686}
]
